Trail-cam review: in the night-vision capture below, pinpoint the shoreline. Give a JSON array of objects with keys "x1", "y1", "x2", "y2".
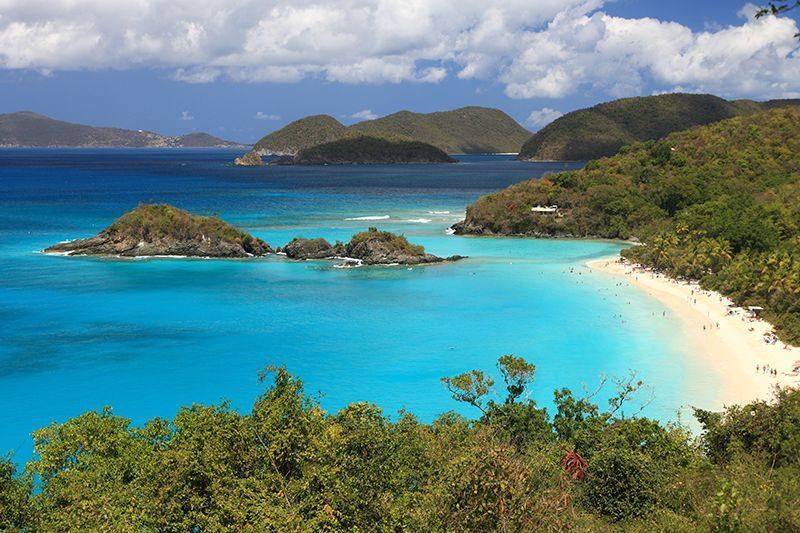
[{"x1": 586, "y1": 257, "x2": 800, "y2": 408}]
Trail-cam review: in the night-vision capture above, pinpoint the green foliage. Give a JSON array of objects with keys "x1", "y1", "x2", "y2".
[
  {"x1": 4, "y1": 360, "x2": 800, "y2": 530},
  {"x1": 107, "y1": 203, "x2": 268, "y2": 252},
  {"x1": 348, "y1": 227, "x2": 425, "y2": 256},
  {"x1": 0, "y1": 456, "x2": 29, "y2": 530},
  {"x1": 293, "y1": 135, "x2": 457, "y2": 164}
]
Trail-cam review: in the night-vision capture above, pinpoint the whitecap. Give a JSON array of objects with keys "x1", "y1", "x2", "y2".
[
  {"x1": 428, "y1": 210, "x2": 450, "y2": 215},
  {"x1": 407, "y1": 218, "x2": 432, "y2": 224},
  {"x1": 344, "y1": 215, "x2": 390, "y2": 221},
  {"x1": 444, "y1": 228, "x2": 456, "y2": 235}
]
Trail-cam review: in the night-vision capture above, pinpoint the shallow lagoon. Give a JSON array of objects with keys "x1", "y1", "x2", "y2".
[{"x1": 0, "y1": 151, "x2": 717, "y2": 462}]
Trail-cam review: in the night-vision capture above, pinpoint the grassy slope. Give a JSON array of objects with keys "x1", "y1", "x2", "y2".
[
  {"x1": 350, "y1": 106, "x2": 531, "y2": 153},
  {"x1": 107, "y1": 204, "x2": 261, "y2": 246},
  {"x1": 518, "y1": 94, "x2": 800, "y2": 161},
  {"x1": 252, "y1": 115, "x2": 347, "y2": 155}
]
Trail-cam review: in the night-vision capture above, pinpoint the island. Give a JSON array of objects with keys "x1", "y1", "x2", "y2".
[
  {"x1": 45, "y1": 203, "x2": 272, "y2": 258},
  {"x1": 278, "y1": 228, "x2": 465, "y2": 265},
  {"x1": 236, "y1": 106, "x2": 530, "y2": 165},
  {"x1": 271, "y1": 136, "x2": 458, "y2": 165}
]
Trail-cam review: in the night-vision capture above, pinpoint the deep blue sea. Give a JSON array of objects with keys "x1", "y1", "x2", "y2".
[{"x1": 0, "y1": 150, "x2": 719, "y2": 463}]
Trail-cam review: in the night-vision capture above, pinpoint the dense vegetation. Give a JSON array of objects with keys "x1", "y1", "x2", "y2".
[
  {"x1": 517, "y1": 94, "x2": 800, "y2": 161},
  {"x1": 0, "y1": 111, "x2": 241, "y2": 148},
  {"x1": 2, "y1": 357, "x2": 799, "y2": 531},
  {"x1": 247, "y1": 106, "x2": 530, "y2": 158},
  {"x1": 292, "y1": 136, "x2": 457, "y2": 165},
  {"x1": 347, "y1": 227, "x2": 425, "y2": 255},
  {"x1": 459, "y1": 106, "x2": 800, "y2": 342}
]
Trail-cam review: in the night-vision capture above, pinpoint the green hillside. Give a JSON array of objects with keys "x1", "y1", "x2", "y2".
[
  {"x1": 456, "y1": 106, "x2": 800, "y2": 342},
  {"x1": 251, "y1": 114, "x2": 346, "y2": 155},
  {"x1": 350, "y1": 106, "x2": 531, "y2": 153},
  {"x1": 0, "y1": 111, "x2": 243, "y2": 148},
  {"x1": 517, "y1": 94, "x2": 800, "y2": 161},
  {"x1": 291, "y1": 135, "x2": 457, "y2": 165},
  {"x1": 248, "y1": 106, "x2": 530, "y2": 157}
]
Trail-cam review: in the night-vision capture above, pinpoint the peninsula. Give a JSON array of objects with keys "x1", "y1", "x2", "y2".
[
  {"x1": 455, "y1": 106, "x2": 800, "y2": 346},
  {"x1": 0, "y1": 111, "x2": 244, "y2": 148},
  {"x1": 278, "y1": 228, "x2": 464, "y2": 265},
  {"x1": 45, "y1": 204, "x2": 271, "y2": 258}
]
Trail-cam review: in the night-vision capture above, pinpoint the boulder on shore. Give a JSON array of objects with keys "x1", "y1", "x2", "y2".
[{"x1": 45, "y1": 204, "x2": 272, "y2": 258}]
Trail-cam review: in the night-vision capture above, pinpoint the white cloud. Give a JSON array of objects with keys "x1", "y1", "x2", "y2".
[
  {"x1": 0, "y1": 1, "x2": 799, "y2": 99},
  {"x1": 525, "y1": 107, "x2": 563, "y2": 129},
  {"x1": 255, "y1": 111, "x2": 280, "y2": 120},
  {"x1": 180, "y1": 111, "x2": 194, "y2": 121},
  {"x1": 348, "y1": 109, "x2": 379, "y2": 121}
]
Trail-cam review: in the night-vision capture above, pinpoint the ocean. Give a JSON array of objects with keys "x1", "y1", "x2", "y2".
[{"x1": 0, "y1": 150, "x2": 717, "y2": 463}]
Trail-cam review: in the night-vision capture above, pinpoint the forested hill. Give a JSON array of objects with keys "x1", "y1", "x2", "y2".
[
  {"x1": 290, "y1": 136, "x2": 457, "y2": 165},
  {"x1": 455, "y1": 106, "x2": 800, "y2": 342},
  {"x1": 248, "y1": 106, "x2": 530, "y2": 156},
  {"x1": 517, "y1": 94, "x2": 800, "y2": 161},
  {"x1": 0, "y1": 112, "x2": 243, "y2": 148},
  {"x1": 3, "y1": 360, "x2": 800, "y2": 530}
]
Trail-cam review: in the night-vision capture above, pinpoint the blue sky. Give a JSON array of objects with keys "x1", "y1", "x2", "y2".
[{"x1": 1, "y1": 0, "x2": 798, "y2": 143}]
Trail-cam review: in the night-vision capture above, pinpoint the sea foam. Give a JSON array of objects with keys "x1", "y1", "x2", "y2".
[{"x1": 345, "y1": 215, "x2": 390, "y2": 221}]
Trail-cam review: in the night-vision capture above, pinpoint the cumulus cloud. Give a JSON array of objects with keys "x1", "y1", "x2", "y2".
[
  {"x1": 347, "y1": 109, "x2": 379, "y2": 121},
  {"x1": 255, "y1": 111, "x2": 280, "y2": 120},
  {"x1": 180, "y1": 111, "x2": 194, "y2": 121},
  {"x1": 525, "y1": 108, "x2": 563, "y2": 129},
  {"x1": 0, "y1": 1, "x2": 799, "y2": 99}
]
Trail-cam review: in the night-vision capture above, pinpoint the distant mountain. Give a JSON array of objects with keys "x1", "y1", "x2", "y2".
[
  {"x1": 280, "y1": 135, "x2": 457, "y2": 165},
  {"x1": 246, "y1": 106, "x2": 530, "y2": 160},
  {"x1": 517, "y1": 94, "x2": 800, "y2": 161},
  {"x1": 0, "y1": 112, "x2": 244, "y2": 148},
  {"x1": 251, "y1": 115, "x2": 347, "y2": 156},
  {"x1": 349, "y1": 107, "x2": 531, "y2": 154}
]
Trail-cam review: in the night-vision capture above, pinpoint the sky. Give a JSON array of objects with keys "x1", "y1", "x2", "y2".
[{"x1": 1, "y1": 0, "x2": 799, "y2": 143}]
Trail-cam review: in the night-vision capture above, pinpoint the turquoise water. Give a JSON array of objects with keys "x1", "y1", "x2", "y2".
[{"x1": 0, "y1": 150, "x2": 717, "y2": 463}]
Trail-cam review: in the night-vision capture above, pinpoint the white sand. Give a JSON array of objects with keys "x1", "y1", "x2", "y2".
[{"x1": 586, "y1": 257, "x2": 800, "y2": 407}]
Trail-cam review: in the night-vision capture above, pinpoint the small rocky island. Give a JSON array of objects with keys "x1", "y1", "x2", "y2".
[
  {"x1": 45, "y1": 204, "x2": 272, "y2": 258},
  {"x1": 278, "y1": 228, "x2": 464, "y2": 265},
  {"x1": 272, "y1": 136, "x2": 458, "y2": 165}
]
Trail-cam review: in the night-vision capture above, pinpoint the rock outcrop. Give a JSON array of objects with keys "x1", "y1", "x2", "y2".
[
  {"x1": 45, "y1": 204, "x2": 272, "y2": 258},
  {"x1": 279, "y1": 238, "x2": 342, "y2": 259},
  {"x1": 233, "y1": 150, "x2": 264, "y2": 166},
  {"x1": 279, "y1": 230, "x2": 465, "y2": 265}
]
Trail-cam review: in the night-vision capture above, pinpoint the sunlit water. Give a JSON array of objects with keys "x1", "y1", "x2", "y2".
[{"x1": 0, "y1": 150, "x2": 718, "y2": 463}]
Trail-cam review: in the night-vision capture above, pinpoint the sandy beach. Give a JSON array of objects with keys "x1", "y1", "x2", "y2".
[{"x1": 587, "y1": 257, "x2": 800, "y2": 408}]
